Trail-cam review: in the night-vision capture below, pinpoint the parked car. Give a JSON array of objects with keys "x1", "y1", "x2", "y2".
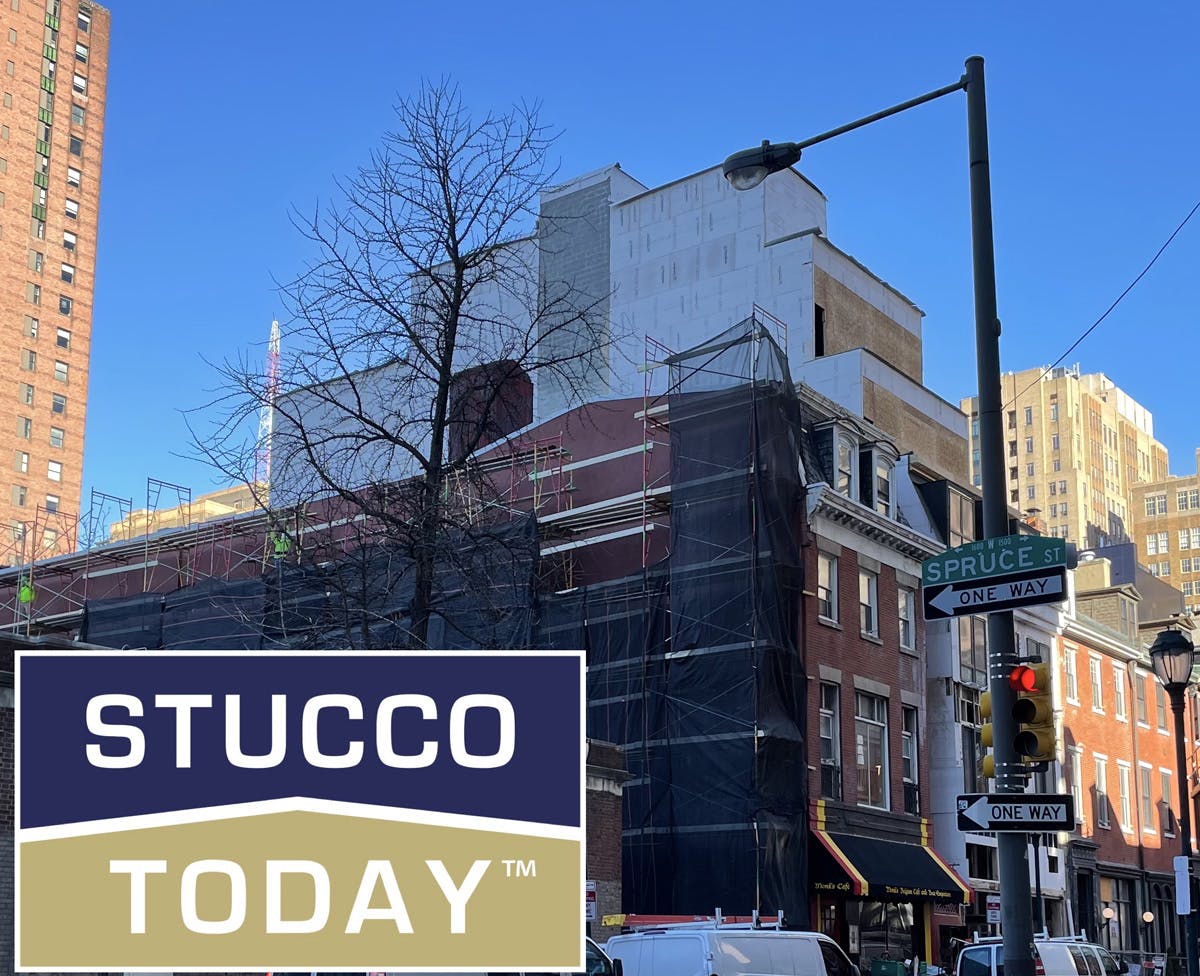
[
  {"x1": 605, "y1": 925, "x2": 860, "y2": 976},
  {"x1": 954, "y1": 935, "x2": 1123, "y2": 976}
]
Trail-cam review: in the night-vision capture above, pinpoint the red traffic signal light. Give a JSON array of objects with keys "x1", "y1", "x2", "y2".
[{"x1": 1009, "y1": 665, "x2": 1041, "y2": 693}]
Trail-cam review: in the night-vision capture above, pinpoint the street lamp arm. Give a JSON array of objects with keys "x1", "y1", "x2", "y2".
[
  {"x1": 793, "y1": 75, "x2": 968, "y2": 153},
  {"x1": 721, "y1": 75, "x2": 968, "y2": 190}
]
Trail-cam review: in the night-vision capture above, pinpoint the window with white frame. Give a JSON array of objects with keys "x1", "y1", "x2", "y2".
[
  {"x1": 1090, "y1": 655, "x2": 1104, "y2": 711},
  {"x1": 818, "y1": 552, "x2": 837, "y2": 622},
  {"x1": 1065, "y1": 647, "x2": 1078, "y2": 702},
  {"x1": 1096, "y1": 755, "x2": 1110, "y2": 827},
  {"x1": 1156, "y1": 683, "x2": 1168, "y2": 730},
  {"x1": 859, "y1": 569, "x2": 878, "y2": 637},
  {"x1": 1161, "y1": 769, "x2": 1175, "y2": 835},
  {"x1": 1136, "y1": 670, "x2": 1148, "y2": 724},
  {"x1": 47, "y1": 459, "x2": 61, "y2": 482},
  {"x1": 1114, "y1": 664, "x2": 1127, "y2": 720},
  {"x1": 855, "y1": 692, "x2": 889, "y2": 809},
  {"x1": 902, "y1": 706, "x2": 918, "y2": 786},
  {"x1": 1192, "y1": 527, "x2": 1200, "y2": 549},
  {"x1": 898, "y1": 587, "x2": 916, "y2": 651},
  {"x1": 1070, "y1": 747, "x2": 1084, "y2": 819},
  {"x1": 1118, "y1": 761, "x2": 1133, "y2": 831},
  {"x1": 53, "y1": 360, "x2": 68, "y2": 383},
  {"x1": 1148, "y1": 533, "x2": 1161, "y2": 556},
  {"x1": 872, "y1": 451, "x2": 894, "y2": 517},
  {"x1": 49, "y1": 426, "x2": 63, "y2": 449},
  {"x1": 819, "y1": 683, "x2": 840, "y2": 798},
  {"x1": 66, "y1": 166, "x2": 80, "y2": 188},
  {"x1": 72, "y1": 72, "x2": 86, "y2": 95},
  {"x1": 1140, "y1": 763, "x2": 1155, "y2": 833},
  {"x1": 836, "y1": 432, "x2": 855, "y2": 497}
]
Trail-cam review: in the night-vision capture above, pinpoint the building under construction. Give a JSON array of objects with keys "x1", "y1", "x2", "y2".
[{"x1": 0, "y1": 312, "x2": 971, "y2": 967}]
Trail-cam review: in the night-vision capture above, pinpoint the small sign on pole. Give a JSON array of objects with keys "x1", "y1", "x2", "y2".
[
  {"x1": 1175, "y1": 856, "x2": 1191, "y2": 915},
  {"x1": 957, "y1": 793, "x2": 1075, "y2": 832},
  {"x1": 585, "y1": 879, "x2": 597, "y2": 921},
  {"x1": 986, "y1": 894, "x2": 1001, "y2": 925}
]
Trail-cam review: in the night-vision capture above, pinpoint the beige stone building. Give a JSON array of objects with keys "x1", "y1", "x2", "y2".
[
  {"x1": 0, "y1": 0, "x2": 109, "y2": 565},
  {"x1": 961, "y1": 365, "x2": 1168, "y2": 548},
  {"x1": 1131, "y1": 450, "x2": 1200, "y2": 613},
  {"x1": 108, "y1": 483, "x2": 263, "y2": 542}
]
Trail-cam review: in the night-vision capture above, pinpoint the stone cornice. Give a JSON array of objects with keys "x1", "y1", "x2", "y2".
[{"x1": 806, "y1": 484, "x2": 943, "y2": 561}]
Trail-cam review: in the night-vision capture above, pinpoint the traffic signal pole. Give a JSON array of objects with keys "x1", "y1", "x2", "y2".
[{"x1": 966, "y1": 56, "x2": 1036, "y2": 976}]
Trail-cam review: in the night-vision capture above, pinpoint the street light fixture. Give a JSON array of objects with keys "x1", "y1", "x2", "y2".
[
  {"x1": 722, "y1": 56, "x2": 1037, "y2": 976},
  {"x1": 1150, "y1": 626, "x2": 1199, "y2": 976}
]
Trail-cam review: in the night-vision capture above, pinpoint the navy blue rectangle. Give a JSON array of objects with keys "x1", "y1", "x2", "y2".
[{"x1": 17, "y1": 652, "x2": 581, "y2": 830}]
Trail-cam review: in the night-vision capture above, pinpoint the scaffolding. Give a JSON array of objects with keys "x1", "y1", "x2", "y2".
[{"x1": 538, "y1": 311, "x2": 806, "y2": 919}]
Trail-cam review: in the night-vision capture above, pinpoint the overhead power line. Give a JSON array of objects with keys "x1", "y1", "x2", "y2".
[{"x1": 1005, "y1": 196, "x2": 1200, "y2": 407}]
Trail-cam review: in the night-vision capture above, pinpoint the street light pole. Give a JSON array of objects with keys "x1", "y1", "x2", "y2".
[
  {"x1": 1168, "y1": 685, "x2": 1200, "y2": 976},
  {"x1": 964, "y1": 55, "x2": 1036, "y2": 976},
  {"x1": 721, "y1": 55, "x2": 1035, "y2": 975},
  {"x1": 1150, "y1": 626, "x2": 1199, "y2": 976}
]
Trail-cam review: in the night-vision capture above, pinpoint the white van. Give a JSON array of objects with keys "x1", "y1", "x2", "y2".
[
  {"x1": 605, "y1": 927, "x2": 860, "y2": 976},
  {"x1": 954, "y1": 936, "x2": 1124, "y2": 976},
  {"x1": 305, "y1": 936, "x2": 620, "y2": 976}
]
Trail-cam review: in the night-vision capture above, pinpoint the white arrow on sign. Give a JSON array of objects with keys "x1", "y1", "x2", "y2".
[
  {"x1": 930, "y1": 572, "x2": 1063, "y2": 616},
  {"x1": 960, "y1": 796, "x2": 1069, "y2": 828}
]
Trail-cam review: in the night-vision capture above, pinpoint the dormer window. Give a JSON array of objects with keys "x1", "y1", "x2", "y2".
[
  {"x1": 836, "y1": 434, "x2": 855, "y2": 496},
  {"x1": 859, "y1": 442, "x2": 898, "y2": 518},
  {"x1": 874, "y1": 455, "x2": 893, "y2": 517}
]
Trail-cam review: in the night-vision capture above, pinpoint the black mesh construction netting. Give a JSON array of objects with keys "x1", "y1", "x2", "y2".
[{"x1": 537, "y1": 316, "x2": 809, "y2": 923}]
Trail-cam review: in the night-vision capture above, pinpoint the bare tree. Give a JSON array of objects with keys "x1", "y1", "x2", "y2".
[{"x1": 190, "y1": 80, "x2": 613, "y2": 648}]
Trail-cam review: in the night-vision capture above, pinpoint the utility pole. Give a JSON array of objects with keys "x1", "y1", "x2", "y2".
[{"x1": 965, "y1": 55, "x2": 1036, "y2": 976}]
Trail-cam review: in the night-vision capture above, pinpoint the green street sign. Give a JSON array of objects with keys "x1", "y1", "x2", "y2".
[{"x1": 922, "y1": 534, "x2": 1067, "y2": 587}]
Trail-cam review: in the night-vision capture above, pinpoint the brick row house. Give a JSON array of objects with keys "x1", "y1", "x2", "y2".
[{"x1": 1060, "y1": 552, "x2": 1199, "y2": 959}]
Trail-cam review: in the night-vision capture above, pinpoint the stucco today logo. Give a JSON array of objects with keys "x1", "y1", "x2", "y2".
[{"x1": 15, "y1": 650, "x2": 585, "y2": 972}]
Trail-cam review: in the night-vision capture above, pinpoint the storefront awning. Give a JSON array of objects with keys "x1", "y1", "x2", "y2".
[{"x1": 811, "y1": 830, "x2": 973, "y2": 905}]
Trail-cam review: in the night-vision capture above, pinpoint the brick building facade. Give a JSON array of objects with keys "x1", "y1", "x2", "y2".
[
  {"x1": 0, "y1": 0, "x2": 109, "y2": 565},
  {"x1": 1062, "y1": 556, "x2": 1198, "y2": 957}
]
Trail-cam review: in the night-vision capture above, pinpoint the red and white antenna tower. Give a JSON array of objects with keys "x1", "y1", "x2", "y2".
[{"x1": 255, "y1": 319, "x2": 281, "y2": 490}]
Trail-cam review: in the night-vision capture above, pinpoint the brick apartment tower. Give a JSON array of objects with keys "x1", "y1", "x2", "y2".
[{"x1": 0, "y1": 0, "x2": 108, "y2": 562}]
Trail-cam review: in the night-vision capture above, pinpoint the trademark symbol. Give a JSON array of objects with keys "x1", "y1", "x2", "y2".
[{"x1": 502, "y1": 858, "x2": 536, "y2": 878}]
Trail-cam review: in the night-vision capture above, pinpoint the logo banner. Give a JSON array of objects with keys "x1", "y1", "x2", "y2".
[{"x1": 16, "y1": 650, "x2": 584, "y2": 971}]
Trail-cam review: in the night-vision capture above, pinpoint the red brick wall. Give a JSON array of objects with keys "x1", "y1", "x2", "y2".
[
  {"x1": 804, "y1": 541, "x2": 929, "y2": 819},
  {"x1": 586, "y1": 740, "x2": 624, "y2": 942},
  {"x1": 1061, "y1": 634, "x2": 1194, "y2": 876}
]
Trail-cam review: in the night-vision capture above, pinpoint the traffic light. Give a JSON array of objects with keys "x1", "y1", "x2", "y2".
[
  {"x1": 1011, "y1": 663, "x2": 1056, "y2": 763},
  {"x1": 980, "y1": 691, "x2": 995, "y2": 779}
]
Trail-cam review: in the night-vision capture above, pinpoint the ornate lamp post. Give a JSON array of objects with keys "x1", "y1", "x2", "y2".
[{"x1": 1150, "y1": 627, "x2": 1199, "y2": 976}]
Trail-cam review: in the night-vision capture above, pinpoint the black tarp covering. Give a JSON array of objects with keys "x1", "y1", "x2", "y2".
[
  {"x1": 79, "y1": 592, "x2": 164, "y2": 648},
  {"x1": 79, "y1": 515, "x2": 539, "y2": 651},
  {"x1": 162, "y1": 577, "x2": 267, "y2": 650},
  {"x1": 538, "y1": 316, "x2": 807, "y2": 923}
]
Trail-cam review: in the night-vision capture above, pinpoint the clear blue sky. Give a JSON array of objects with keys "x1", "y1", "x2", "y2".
[{"x1": 84, "y1": 0, "x2": 1200, "y2": 508}]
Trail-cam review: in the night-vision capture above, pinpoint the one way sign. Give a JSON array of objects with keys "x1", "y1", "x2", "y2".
[
  {"x1": 923, "y1": 567, "x2": 1066, "y2": 621},
  {"x1": 957, "y1": 793, "x2": 1076, "y2": 832}
]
